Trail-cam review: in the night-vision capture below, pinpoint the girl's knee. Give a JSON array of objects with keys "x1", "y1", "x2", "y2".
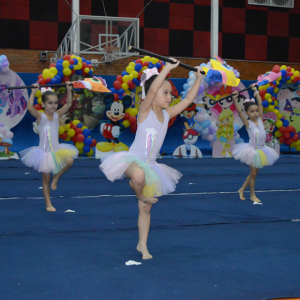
[
  {"x1": 132, "y1": 168, "x2": 145, "y2": 185},
  {"x1": 43, "y1": 173, "x2": 51, "y2": 183},
  {"x1": 139, "y1": 202, "x2": 152, "y2": 214},
  {"x1": 67, "y1": 157, "x2": 74, "y2": 166},
  {"x1": 250, "y1": 169, "x2": 258, "y2": 178}
]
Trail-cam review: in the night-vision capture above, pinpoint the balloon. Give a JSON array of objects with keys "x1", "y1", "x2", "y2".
[
  {"x1": 122, "y1": 120, "x2": 131, "y2": 127},
  {"x1": 84, "y1": 137, "x2": 93, "y2": 146},
  {"x1": 77, "y1": 123, "x2": 83, "y2": 128},
  {"x1": 42, "y1": 69, "x2": 51, "y2": 79},
  {"x1": 63, "y1": 68, "x2": 72, "y2": 76},
  {"x1": 286, "y1": 126, "x2": 295, "y2": 133},
  {"x1": 274, "y1": 131, "x2": 282, "y2": 138},
  {"x1": 59, "y1": 126, "x2": 65, "y2": 135},
  {"x1": 126, "y1": 66, "x2": 134, "y2": 73},
  {"x1": 76, "y1": 134, "x2": 85, "y2": 142},
  {"x1": 91, "y1": 139, "x2": 97, "y2": 147},
  {"x1": 285, "y1": 138, "x2": 293, "y2": 145},
  {"x1": 67, "y1": 129, "x2": 75, "y2": 137},
  {"x1": 113, "y1": 81, "x2": 122, "y2": 90},
  {"x1": 75, "y1": 128, "x2": 82, "y2": 135},
  {"x1": 76, "y1": 142, "x2": 84, "y2": 149},
  {"x1": 129, "y1": 116, "x2": 136, "y2": 124},
  {"x1": 124, "y1": 113, "x2": 130, "y2": 120},
  {"x1": 59, "y1": 132, "x2": 68, "y2": 140},
  {"x1": 292, "y1": 133, "x2": 299, "y2": 142},
  {"x1": 116, "y1": 75, "x2": 123, "y2": 83},
  {"x1": 122, "y1": 83, "x2": 129, "y2": 90},
  {"x1": 283, "y1": 132, "x2": 290, "y2": 139},
  {"x1": 275, "y1": 120, "x2": 283, "y2": 128},
  {"x1": 279, "y1": 126, "x2": 286, "y2": 133},
  {"x1": 82, "y1": 128, "x2": 91, "y2": 137}
]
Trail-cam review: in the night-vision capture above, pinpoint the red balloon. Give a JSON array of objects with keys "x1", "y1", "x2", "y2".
[
  {"x1": 77, "y1": 134, "x2": 85, "y2": 142},
  {"x1": 130, "y1": 123, "x2": 137, "y2": 133},
  {"x1": 129, "y1": 116, "x2": 136, "y2": 124},
  {"x1": 292, "y1": 133, "x2": 299, "y2": 142},
  {"x1": 129, "y1": 83, "x2": 136, "y2": 90},
  {"x1": 289, "y1": 72, "x2": 293, "y2": 77},
  {"x1": 113, "y1": 81, "x2": 122, "y2": 90},
  {"x1": 71, "y1": 136, "x2": 77, "y2": 143},
  {"x1": 63, "y1": 76, "x2": 70, "y2": 82},
  {"x1": 138, "y1": 72, "x2": 143, "y2": 81},
  {"x1": 297, "y1": 76, "x2": 300, "y2": 81},
  {"x1": 91, "y1": 139, "x2": 97, "y2": 147},
  {"x1": 82, "y1": 62, "x2": 87, "y2": 69},
  {"x1": 136, "y1": 59, "x2": 143, "y2": 65},
  {"x1": 38, "y1": 74, "x2": 43, "y2": 79},
  {"x1": 283, "y1": 132, "x2": 290, "y2": 139},
  {"x1": 272, "y1": 97, "x2": 276, "y2": 101},
  {"x1": 60, "y1": 132, "x2": 68, "y2": 140},
  {"x1": 113, "y1": 93, "x2": 119, "y2": 101},
  {"x1": 259, "y1": 90, "x2": 267, "y2": 96},
  {"x1": 34, "y1": 104, "x2": 42, "y2": 110},
  {"x1": 39, "y1": 78, "x2": 47, "y2": 85},
  {"x1": 71, "y1": 124, "x2": 77, "y2": 130},
  {"x1": 116, "y1": 75, "x2": 123, "y2": 83},
  {"x1": 144, "y1": 61, "x2": 149, "y2": 67},
  {"x1": 64, "y1": 55, "x2": 71, "y2": 61},
  {"x1": 279, "y1": 136, "x2": 285, "y2": 144},
  {"x1": 285, "y1": 138, "x2": 293, "y2": 145},
  {"x1": 272, "y1": 65, "x2": 280, "y2": 73},
  {"x1": 167, "y1": 72, "x2": 171, "y2": 77},
  {"x1": 293, "y1": 78, "x2": 298, "y2": 84},
  {"x1": 88, "y1": 64, "x2": 92, "y2": 69},
  {"x1": 49, "y1": 63, "x2": 56, "y2": 68},
  {"x1": 69, "y1": 59, "x2": 74, "y2": 65},
  {"x1": 46, "y1": 77, "x2": 51, "y2": 83},
  {"x1": 124, "y1": 113, "x2": 130, "y2": 120},
  {"x1": 279, "y1": 126, "x2": 286, "y2": 133},
  {"x1": 71, "y1": 70, "x2": 75, "y2": 75},
  {"x1": 287, "y1": 67, "x2": 291, "y2": 72},
  {"x1": 286, "y1": 126, "x2": 295, "y2": 133},
  {"x1": 127, "y1": 80, "x2": 133, "y2": 86},
  {"x1": 75, "y1": 128, "x2": 82, "y2": 135}
]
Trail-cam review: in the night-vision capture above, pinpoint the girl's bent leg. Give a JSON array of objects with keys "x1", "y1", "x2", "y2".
[
  {"x1": 249, "y1": 166, "x2": 260, "y2": 203},
  {"x1": 137, "y1": 200, "x2": 153, "y2": 260},
  {"x1": 51, "y1": 157, "x2": 74, "y2": 191},
  {"x1": 42, "y1": 173, "x2": 56, "y2": 212}
]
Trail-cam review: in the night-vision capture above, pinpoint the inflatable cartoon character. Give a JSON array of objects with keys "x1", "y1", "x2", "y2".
[
  {"x1": 98, "y1": 94, "x2": 132, "y2": 153},
  {"x1": 263, "y1": 112, "x2": 278, "y2": 149}
]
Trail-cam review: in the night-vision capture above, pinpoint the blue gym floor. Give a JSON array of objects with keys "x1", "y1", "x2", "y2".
[{"x1": 1, "y1": 157, "x2": 300, "y2": 300}]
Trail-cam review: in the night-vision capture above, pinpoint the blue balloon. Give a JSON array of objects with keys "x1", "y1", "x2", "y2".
[
  {"x1": 77, "y1": 123, "x2": 83, "y2": 128},
  {"x1": 118, "y1": 95, "x2": 123, "y2": 100},
  {"x1": 204, "y1": 77, "x2": 211, "y2": 83},
  {"x1": 187, "y1": 79, "x2": 191, "y2": 83},
  {"x1": 281, "y1": 118, "x2": 285, "y2": 122},
  {"x1": 298, "y1": 81, "x2": 300, "y2": 85},
  {"x1": 272, "y1": 93, "x2": 277, "y2": 99},
  {"x1": 156, "y1": 63, "x2": 162, "y2": 69},
  {"x1": 110, "y1": 88, "x2": 117, "y2": 94},
  {"x1": 183, "y1": 84, "x2": 189, "y2": 91},
  {"x1": 55, "y1": 75, "x2": 61, "y2": 83},
  {"x1": 181, "y1": 91, "x2": 187, "y2": 99},
  {"x1": 122, "y1": 71, "x2": 128, "y2": 76},
  {"x1": 267, "y1": 87, "x2": 274, "y2": 94},
  {"x1": 283, "y1": 120, "x2": 289, "y2": 127},
  {"x1": 82, "y1": 128, "x2": 91, "y2": 137},
  {"x1": 272, "y1": 81, "x2": 277, "y2": 85},
  {"x1": 278, "y1": 83, "x2": 282, "y2": 88},
  {"x1": 271, "y1": 101, "x2": 274, "y2": 105},
  {"x1": 117, "y1": 89, "x2": 125, "y2": 96},
  {"x1": 86, "y1": 60, "x2": 91, "y2": 65},
  {"x1": 57, "y1": 59, "x2": 64, "y2": 63},
  {"x1": 290, "y1": 132, "x2": 295, "y2": 138},
  {"x1": 69, "y1": 64, "x2": 74, "y2": 70},
  {"x1": 83, "y1": 145, "x2": 90, "y2": 153},
  {"x1": 135, "y1": 63, "x2": 142, "y2": 72},
  {"x1": 281, "y1": 69, "x2": 287, "y2": 76},
  {"x1": 56, "y1": 64, "x2": 63, "y2": 72},
  {"x1": 262, "y1": 100, "x2": 269, "y2": 108},
  {"x1": 57, "y1": 71, "x2": 64, "y2": 78},
  {"x1": 73, "y1": 58, "x2": 78, "y2": 65},
  {"x1": 84, "y1": 137, "x2": 93, "y2": 146},
  {"x1": 81, "y1": 57, "x2": 86, "y2": 62},
  {"x1": 286, "y1": 76, "x2": 290, "y2": 80},
  {"x1": 88, "y1": 70, "x2": 93, "y2": 75},
  {"x1": 75, "y1": 70, "x2": 82, "y2": 75},
  {"x1": 280, "y1": 78, "x2": 286, "y2": 83}
]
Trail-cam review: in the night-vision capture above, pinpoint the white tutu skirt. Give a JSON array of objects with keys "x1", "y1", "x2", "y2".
[
  {"x1": 20, "y1": 144, "x2": 78, "y2": 174},
  {"x1": 99, "y1": 152, "x2": 182, "y2": 198},
  {"x1": 232, "y1": 143, "x2": 279, "y2": 169}
]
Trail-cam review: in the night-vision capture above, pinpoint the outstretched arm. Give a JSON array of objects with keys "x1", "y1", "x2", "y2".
[
  {"x1": 232, "y1": 91, "x2": 249, "y2": 129},
  {"x1": 166, "y1": 67, "x2": 204, "y2": 119},
  {"x1": 57, "y1": 82, "x2": 73, "y2": 118},
  {"x1": 139, "y1": 59, "x2": 180, "y2": 117},
  {"x1": 27, "y1": 84, "x2": 42, "y2": 122},
  {"x1": 252, "y1": 84, "x2": 263, "y2": 120}
]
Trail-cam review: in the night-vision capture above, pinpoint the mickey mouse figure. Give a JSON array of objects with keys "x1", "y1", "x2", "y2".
[{"x1": 97, "y1": 94, "x2": 132, "y2": 153}]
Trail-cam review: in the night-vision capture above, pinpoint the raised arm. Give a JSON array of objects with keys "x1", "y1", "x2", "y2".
[
  {"x1": 139, "y1": 59, "x2": 180, "y2": 117},
  {"x1": 57, "y1": 82, "x2": 73, "y2": 118},
  {"x1": 232, "y1": 91, "x2": 249, "y2": 129},
  {"x1": 252, "y1": 84, "x2": 263, "y2": 120},
  {"x1": 27, "y1": 84, "x2": 42, "y2": 122},
  {"x1": 166, "y1": 67, "x2": 203, "y2": 119}
]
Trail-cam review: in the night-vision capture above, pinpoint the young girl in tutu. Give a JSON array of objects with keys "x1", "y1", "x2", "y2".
[
  {"x1": 20, "y1": 84, "x2": 78, "y2": 212},
  {"x1": 100, "y1": 59, "x2": 203, "y2": 259},
  {"x1": 232, "y1": 85, "x2": 279, "y2": 203}
]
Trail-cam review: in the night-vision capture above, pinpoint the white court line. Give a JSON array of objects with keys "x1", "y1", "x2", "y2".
[{"x1": 1, "y1": 189, "x2": 300, "y2": 201}]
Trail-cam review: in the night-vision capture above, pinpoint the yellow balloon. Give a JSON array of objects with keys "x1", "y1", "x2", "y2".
[
  {"x1": 81, "y1": 126, "x2": 88, "y2": 130},
  {"x1": 50, "y1": 67, "x2": 58, "y2": 75},
  {"x1": 277, "y1": 113, "x2": 283, "y2": 119},
  {"x1": 267, "y1": 105, "x2": 274, "y2": 112},
  {"x1": 274, "y1": 87, "x2": 279, "y2": 93},
  {"x1": 296, "y1": 145, "x2": 300, "y2": 152},
  {"x1": 275, "y1": 120, "x2": 283, "y2": 127},
  {"x1": 73, "y1": 120, "x2": 80, "y2": 126},
  {"x1": 128, "y1": 74, "x2": 134, "y2": 81},
  {"x1": 273, "y1": 109, "x2": 279, "y2": 115},
  {"x1": 76, "y1": 142, "x2": 84, "y2": 149},
  {"x1": 37, "y1": 98, "x2": 42, "y2": 104},
  {"x1": 62, "y1": 60, "x2": 70, "y2": 68},
  {"x1": 144, "y1": 56, "x2": 151, "y2": 62},
  {"x1": 73, "y1": 65, "x2": 78, "y2": 70},
  {"x1": 131, "y1": 71, "x2": 138, "y2": 78},
  {"x1": 67, "y1": 128, "x2": 75, "y2": 137},
  {"x1": 42, "y1": 69, "x2": 51, "y2": 79},
  {"x1": 63, "y1": 68, "x2": 72, "y2": 76},
  {"x1": 294, "y1": 71, "x2": 299, "y2": 77},
  {"x1": 142, "y1": 66, "x2": 148, "y2": 71},
  {"x1": 39, "y1": 109, "x2": 44, "y2": 113},
  {"x1": 264, "y1": 93, "x2": 271, "y2": 100},
  {"x1": 274, "y1": 131, "x2": 282, "y2": 138},
  {"x1": 278, "y1": 76, "x2": 282, "y2": 81},
  {"x1": 291, "y1": 76, "x2": 294, "y2": 81},
  {"x1": 259, "y1": 85, "x2": 267, "y2": 91},
  {"x1": 79, "y1": 149, "x2": 84, "y2": 154},
  {"x1": 280, "y1": 65, "x2": 287, "y2": 70},
  {"x1": 122, "y1": 120, "x2": 131, "y2": 127},
  {"x1": 126, "y1": 66, "x2": 134, "y2": 73},
  {"x1": 123, "y1": 75, "x2": 129, "y2": 83},
  {"x1": 150, "y1": 57, "x2": 156, "y2": 64},
  {"x1": 295, "y1": 140, "x2": 300, "y2": 146},
  {"x1": 87, "y1": 148, "x2": 94, "y2": 156},
  {"x1": 274, "y1": 100, "x2": 279, "y2": 106},
  {"x1": 129, "y1": 62, "x2": 136, "y2": 67},
  {"x1": 64, "y1": 124, "x2": 71, "y2": 131},
  {"x1": 59, "y1": 126, "x2": 65, "y2": 135},
  {"x1": 35, "y1": 90, "x2": 42, "y2": 98},
  {"x1": 77, "y1": 57, "x2": 82, "y2": 63},
  {"x1": 122, "y1": 83, "x2": 129, "y2": 90},
  {"x1": 50, "y1": 73, "x2": 55, "y2": 79},
  {"x1": 65, "y1": 136, "x2": 71, "y2": 142},
  {"x1": 290, "y1": 142, "x2": 296, "y2": 148},
  {"x1": 77, "y1": 62, "x2": 82, "y2": 70},
  {"x1": 71, "y1": 55, "x2": 76, "y2": 59},
  {"x1": 84, "y1": 67, "x2": 89, "y2": 73},
  {"x1": 131, "y1": 108, "x2": 138, "y2": 116},
  {"x1": 268, "y1": 98, "x2": 272, "y2": 104},
  {"x1": 292, "y1": 68, "x2": 295, "y2": 72},
  {"x1": 286, "y1": 79, "x2": 292, "y2": 84}
]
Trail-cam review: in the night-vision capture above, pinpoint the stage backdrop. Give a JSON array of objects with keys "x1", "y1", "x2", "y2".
[{"x1": 9, "y1": 74, "x2": 291, "y2": 155}]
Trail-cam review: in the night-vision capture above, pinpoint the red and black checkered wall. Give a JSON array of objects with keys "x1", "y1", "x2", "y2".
[{"x1": 0, "y1": 0, "x2": 300, "y2": 63}]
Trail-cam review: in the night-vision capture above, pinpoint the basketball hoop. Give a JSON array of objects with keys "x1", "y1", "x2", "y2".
[{"x1": 103, "y1": 46, "x2": 121, "y2": 63}]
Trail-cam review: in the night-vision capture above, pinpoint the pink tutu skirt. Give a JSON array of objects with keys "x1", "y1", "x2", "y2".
[
  {"x1": 20, "y1": 144, "x2": 78, "y2": 174},
  {"x1": 232, "y1": 143, "x2": 279, "y2": 169},
  {"x1": 99, "y1": 152, "x2": 182, "y2": 197}
]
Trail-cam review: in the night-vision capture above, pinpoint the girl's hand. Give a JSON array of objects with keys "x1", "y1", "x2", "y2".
[
  {"x1": 251, "y1": 84, "x2": 258, "y2": 92},
  {"x1": 166, "y1": 58, "x2": 180, "y2": 70},
  {"x1": 193, "y1": 67, "x2": 204, "y2": 81},
  {"x1": 66, "y1": 81, "x2": 73, "y2": 92},
  {"x1": 232, "y1": 91, "x2": 239, "y2": 99},
  {"x1": 31, "y1": 84, "x2": 39, "y2": 93}
]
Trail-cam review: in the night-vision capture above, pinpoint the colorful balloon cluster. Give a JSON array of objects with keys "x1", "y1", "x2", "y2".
[
  {"x1": 110, "y1": 56, "x2": 164, "y2": 133},
  {"x1": 36, "y1": 55, "x2": 94, "y2": 86},
  {"x1": 259, "y1": 65, "x2": 299, "y2": 151},
  {"x1": 0, "y1": 55, "x2": 9, "y2": 73},
  {"x1": 59, "y1": 120, "x2": 97, "y2": 156},
  {"x1": 194, "y1": 107, "x2": 217, "y2": 143}
]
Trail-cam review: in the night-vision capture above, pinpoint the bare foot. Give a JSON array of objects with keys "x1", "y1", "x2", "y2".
[
  {"x1": 51, "y1": 175, "x2": 58, "y2": 191},
  {"x1": 139, "y1": 197, "x2": 158, "y2": 205},
  {"x1": 137, "y1": 243, "x2": 153, "y2": 260},
  {"x1": 46, "y1": 205, "x2": 56, "y2": 212},
  {"x1": 238, "y1": 189, "x2": 246, "y2": 200},
  {"x1": 250, "y1": 195, "x2": 261, "y2": 203}
]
